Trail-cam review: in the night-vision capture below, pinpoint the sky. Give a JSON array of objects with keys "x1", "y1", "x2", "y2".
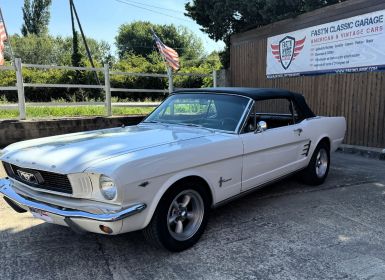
[{"x1": 0, "y1": 0, "x2": 225, "y2": 56}]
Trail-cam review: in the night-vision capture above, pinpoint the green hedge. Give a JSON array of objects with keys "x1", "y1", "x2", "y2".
[{"x1": 0, "y1": 52, "x2": 220, "y2": 102}]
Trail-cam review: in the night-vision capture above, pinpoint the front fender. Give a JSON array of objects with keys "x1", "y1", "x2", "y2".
[{"x1": 139, "y1": 169, "x2": 216, "y2": 229}]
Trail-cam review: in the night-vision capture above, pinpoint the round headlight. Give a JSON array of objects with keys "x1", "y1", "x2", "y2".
[{"x1": 100, "y1": 175, "x2": 117, "y2": 200}]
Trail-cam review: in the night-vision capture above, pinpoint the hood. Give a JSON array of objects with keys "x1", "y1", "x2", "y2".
[{"x1": 1, "y1": 124, "x2": 211, "y2": 174}]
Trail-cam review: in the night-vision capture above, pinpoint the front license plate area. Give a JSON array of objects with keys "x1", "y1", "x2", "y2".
[{"x1": 30, "y1": 207, "x2": 53, "y2": 223}]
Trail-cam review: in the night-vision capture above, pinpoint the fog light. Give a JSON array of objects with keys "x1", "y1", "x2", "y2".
[{"x1": 99, "y1": 225, "x2": 113, "y2": 234}]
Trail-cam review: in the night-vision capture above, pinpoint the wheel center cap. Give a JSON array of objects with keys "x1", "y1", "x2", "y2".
[{"x1": 177, "y1": 207, "x2": 188, "y2": 220}]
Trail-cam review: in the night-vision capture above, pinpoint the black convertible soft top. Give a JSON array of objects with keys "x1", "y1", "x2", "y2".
[{"x1": 173, "y1": 87, "x2": 316, "y2": 119}]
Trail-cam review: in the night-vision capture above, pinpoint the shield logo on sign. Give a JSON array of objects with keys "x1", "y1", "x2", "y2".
[{"x1": 279, "y1": 36, "x2": 295, "y2": 70}]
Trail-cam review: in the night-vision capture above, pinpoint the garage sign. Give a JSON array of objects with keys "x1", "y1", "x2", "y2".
[{"x1": 266, "y1": 9, "x2": 385, "y2": 78}]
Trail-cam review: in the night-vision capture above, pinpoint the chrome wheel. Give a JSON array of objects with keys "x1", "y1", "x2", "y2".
[
  {"x1": 315, "y1": 148, "x2": 328, "y2": 178},
  {"x1": 167, "y1": 190, "x2": 204, "y2": 241}
]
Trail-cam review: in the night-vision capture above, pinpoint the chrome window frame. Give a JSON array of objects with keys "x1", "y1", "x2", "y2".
[
  {"x1": 239, "y1": 97, "x2": 303, "y2": 134},
  {"x1": 141, "y1": 92, "x2": 254, "y2": 135}
]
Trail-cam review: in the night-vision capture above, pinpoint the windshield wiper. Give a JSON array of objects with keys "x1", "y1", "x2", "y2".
[
  {"x1": 178, "y1": 123, "x2": 215, "y2": 132},
  {"x1": 180, "y1": 123, "x2": 202, "y2": 127},
  {"x1": 141, "y1": 120, "x2": 162, "y2": 124},
  {"x1": 141, "y1": 120, "x2": 173, "y2": 127}
]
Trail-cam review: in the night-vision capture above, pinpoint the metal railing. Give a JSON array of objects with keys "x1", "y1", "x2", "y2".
[{"x1": 0, "y1": 58, "x2": 218, "y2": 120}]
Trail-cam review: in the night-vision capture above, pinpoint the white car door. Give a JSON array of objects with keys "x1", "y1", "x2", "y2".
[{"x1": 240, "y1": 98, "x2": 311, "y2": 192}]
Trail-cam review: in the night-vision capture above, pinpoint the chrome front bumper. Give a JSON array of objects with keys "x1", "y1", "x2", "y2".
[{"x1": 0, "y1": 178, "x2": 146, "y2": 223}]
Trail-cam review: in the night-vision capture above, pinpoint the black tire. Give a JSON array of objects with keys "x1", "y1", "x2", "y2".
[
  {"x1": 301, "y1": 141, "x2": 330, "y2": 186},
  {"x1": 143, "y1": 180, "x2": 210, "y2": 252}
]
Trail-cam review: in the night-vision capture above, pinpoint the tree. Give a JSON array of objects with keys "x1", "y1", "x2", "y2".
[
  {"x1": 21, "y1": 0, "x2": 52, "y2": 36},
  {"x1": 10, "y1": 34, "x2": 113, "y2": 65},
  {"x1": 185, "y1": 0, "x2": 346, "y2": 68},
  {"x1": 115, "y1": 21, "x2": 204, "y2": 60},
  {"x1": 71, "y1": 30, "x2": 82, "y2": 68}
]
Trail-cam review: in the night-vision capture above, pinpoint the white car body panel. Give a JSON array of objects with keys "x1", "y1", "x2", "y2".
[
  {"x1": 0, "y1": 125, "x2": 210, "y2": 174},
  {"x1": 241, "y1": 121, "x2": 310, "y2": 191},
  {"x1": 0, "y1": 90, "x2": 347, "y2": 236}
]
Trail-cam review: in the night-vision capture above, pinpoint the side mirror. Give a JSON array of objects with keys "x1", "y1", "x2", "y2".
[{"x1": 255, "y1": 121, "x2": 267, "y2": 133}]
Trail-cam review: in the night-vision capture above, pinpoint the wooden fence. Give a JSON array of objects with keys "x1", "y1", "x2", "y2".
[
  {"x1": 230, "y1": 0, "x2": 385, "y2": 148},
  {"x1": 0, "y1": 58, "x2": 217, "y2": 120}
]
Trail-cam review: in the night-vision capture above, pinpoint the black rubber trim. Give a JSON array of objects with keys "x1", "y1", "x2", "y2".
[{"x1": 3, "y1": 196, "x2": 28, "y2": 213}]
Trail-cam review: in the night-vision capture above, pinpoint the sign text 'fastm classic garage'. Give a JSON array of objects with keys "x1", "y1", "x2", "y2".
[{"x1": 266, "y1": 10, "x2": 385, "y2": 78}]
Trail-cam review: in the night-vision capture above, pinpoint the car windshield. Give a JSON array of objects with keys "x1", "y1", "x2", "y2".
[{"x1": 143, "y1": 93, "x2": 250, "y2": 132}]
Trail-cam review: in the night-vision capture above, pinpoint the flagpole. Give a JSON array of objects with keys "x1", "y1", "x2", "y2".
[
  {"x1": 160, "y1": 55, "x2": 174, "y2": 94},
  {"x1": 0, "y1": 7, "x2": 15, "y2": 64},
  {"x1": 159, "y1": 51, "x2": 173, "y2": 93},
  {"x1": 157, "y1": 47, "x2": 173, "y2": 93},
  {"x1": 151, "y1": 28, "x2": 174, "y2": 93},
  {"x1": 167, "y1": 66, "x2": 173, "y2": 94}
]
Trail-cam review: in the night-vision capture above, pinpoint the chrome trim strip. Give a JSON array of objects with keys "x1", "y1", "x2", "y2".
[
  {"x1": 139, "y1": 123, "x2": 240, "y2": 135},
  {"x1": 236, "y1": 99, "x2": 254, "y2": 134},
  {"x1": 0, "y1": 178, "x2": 146, "y2": 222},
  {"x1": 238, "y1": 100, "x2": 255, "y2": 134}
]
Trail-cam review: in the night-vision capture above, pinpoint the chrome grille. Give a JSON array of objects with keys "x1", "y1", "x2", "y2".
[{"x1": 3, "y1": 162, "x2": 73, "y2": 194}]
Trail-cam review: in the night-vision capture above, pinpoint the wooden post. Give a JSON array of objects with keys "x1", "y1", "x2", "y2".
[
  {"x1": 212, "y1": 70, "x2": 217, "y2": 87},
  {"x1": 104, "y1": 63, "x2": 111, "y2": 116},
  {"x1": 15, "y1": 58, "x2": 26, "y2": 120}
]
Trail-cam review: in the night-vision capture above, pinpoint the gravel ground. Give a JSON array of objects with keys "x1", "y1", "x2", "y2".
[{"x1": 1, "y1": 152, "x2": 385, "y2": 280}]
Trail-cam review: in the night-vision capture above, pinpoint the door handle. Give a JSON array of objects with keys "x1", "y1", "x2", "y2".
[{"x1": 293, "y1": 128, "x2": 303, "y2": 135}]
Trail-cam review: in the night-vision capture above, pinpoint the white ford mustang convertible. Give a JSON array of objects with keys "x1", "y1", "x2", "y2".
[{"x1": 0, "y1": 88, "x2": 346, "y2": 251}]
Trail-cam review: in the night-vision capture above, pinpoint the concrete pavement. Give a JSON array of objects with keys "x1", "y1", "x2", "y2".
[{"x1": 1, "y1": 152, "x2": 385, "y2": 280}]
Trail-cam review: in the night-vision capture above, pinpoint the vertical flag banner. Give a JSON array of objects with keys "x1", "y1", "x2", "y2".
[
  {"x1": 152, "y1": 30, "x2": 180, "y2": 71},
  {"x1": 0, "y1": 21, "x2": 7, "y2": 65}
]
